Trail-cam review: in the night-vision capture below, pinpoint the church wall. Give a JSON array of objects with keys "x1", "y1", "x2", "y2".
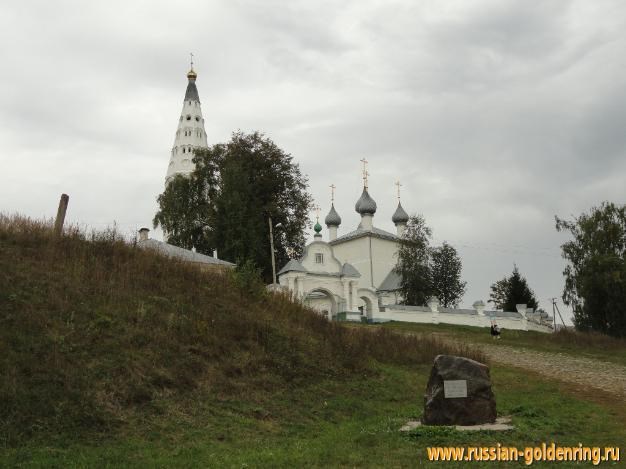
[
  {"x1": 300, "y1": 241, "x2": 342, "y2": 274},
  {"x1": 300, "y1": 275, "x2": 344, "y2": 308},
  {"x1": 330, "y1": 237, "x2": 372, "y2": 286},
  {"x1": 305, "y1": 295, "x2": 333, "y2": 317},
  {"x1": 370, "y1": 237, "x2": 399, "y2": 289}
]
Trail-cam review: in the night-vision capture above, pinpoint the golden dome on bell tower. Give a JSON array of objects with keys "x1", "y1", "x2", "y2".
[{"x1": 187, "y1": 52, "x2": 197, "y2": 80}]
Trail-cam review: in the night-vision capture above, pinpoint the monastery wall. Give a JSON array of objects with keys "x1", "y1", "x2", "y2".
[{"x1": 373, "y1": 305, "x2": 553, "y2": 333}]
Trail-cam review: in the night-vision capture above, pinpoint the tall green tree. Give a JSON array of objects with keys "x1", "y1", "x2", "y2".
[
  {"x1": 556, "y1": 202, "x2": 626, "y2": 337},
  {"x1": 489, "y1": 265, "x2": 539, "y2": 312},
  {"x1": 152, "y1": 174, "x2": 213, "y2": 252},
  {"x1": 430, "y1": 242, "x2": 466, "y2": 308},
  {"x1": 395, "y1": 215, "x2": 432, "y2": 306},
  {"x1": 154, "y1": 131, "x2": 313, "y2": 282}
]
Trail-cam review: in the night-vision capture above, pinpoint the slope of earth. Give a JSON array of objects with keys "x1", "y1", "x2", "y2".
[{"x1": 1, "y1": 216, "x2": 624, "y2": 467}]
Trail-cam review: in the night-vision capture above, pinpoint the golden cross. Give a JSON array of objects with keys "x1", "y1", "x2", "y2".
[
  {"x1": 329, "y1": 184, "x2": 336, "y2": 203},
  {"x1": 190, "y1": 52, "x2": 194, "y2": 70},
  {"x1": 359, "y1": 158, "x2": 369, "y2": 189},
  {"x1": 315, "y1": 205, "x2": 321, "y2": 221},
  {"x1": 395, "y1": 180, "x2": 402, "y2": 201}
]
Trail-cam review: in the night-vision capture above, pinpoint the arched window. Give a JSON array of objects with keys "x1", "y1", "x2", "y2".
[{"x1": 186, "y1": 115, "x2": 191, "y2": 121}]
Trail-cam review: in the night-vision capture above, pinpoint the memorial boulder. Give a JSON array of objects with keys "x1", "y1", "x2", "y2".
[{"x1": 423, "y1": 355, "x2": 496, "y2": 426}]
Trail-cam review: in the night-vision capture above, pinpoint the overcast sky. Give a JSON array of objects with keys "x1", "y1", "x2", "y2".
[{"x1": 2, "y1": 1, "x2": 625, "y2": 319}]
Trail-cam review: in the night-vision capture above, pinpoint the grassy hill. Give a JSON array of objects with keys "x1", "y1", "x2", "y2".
[
  {"x1": 0, "y1": 216, "x2": 478, "y2": 446},
  {"x1": 1, "y1": 215, "x2": 624, "y2": 467}
]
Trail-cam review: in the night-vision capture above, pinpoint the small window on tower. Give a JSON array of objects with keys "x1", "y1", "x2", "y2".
[
  {"x1": 186, "y1": 115, "x2": 191, "y2": 121},
  {"x1": 195, "y1": 116, "x2": 200, "y2": 122},
  {"x1": 315, "y1": 253, "x2": 324, "y2": 264}
]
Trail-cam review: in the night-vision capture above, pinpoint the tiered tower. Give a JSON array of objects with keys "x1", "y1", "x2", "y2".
[{"x1": 165, "y1": 59, "x2": 209, "y2": 185}]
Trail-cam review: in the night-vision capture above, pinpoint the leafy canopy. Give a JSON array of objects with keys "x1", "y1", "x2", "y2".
[
  {"x1": 154, "y1": 131, "x2": 313, "y2": 282},
  {"x1": 556, "y1": 202, "x2": 626, "y2": 337},
  {"x1": 395, "y1": 215, "x2": 466, "y2": 307},
  {"x1": 489, "y1": 265, "x2": 539, "y2": 312},
  {"x1": 430, "y1": 242, "x2": 467, "y2": 308}
]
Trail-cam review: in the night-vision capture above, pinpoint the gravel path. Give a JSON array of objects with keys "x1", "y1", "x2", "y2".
[{"x1": 476, "y1": 343, "x2": 626, "y2": 397}]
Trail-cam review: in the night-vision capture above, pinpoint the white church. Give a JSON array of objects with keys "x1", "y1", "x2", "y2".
[
  {"x1": 277, "y1": 174, "x2": 408, "y2": 322},
  {"x1": 276, "y1": 181, "x2": 553, "y2": 333},
  {"x1": 147, "y1": 60, "x2": 553, "y2": 333}
]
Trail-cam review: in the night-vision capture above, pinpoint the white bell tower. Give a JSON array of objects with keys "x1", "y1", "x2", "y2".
[{"x1": 165, "y1": 55, "x2": 209, "y2": 185}]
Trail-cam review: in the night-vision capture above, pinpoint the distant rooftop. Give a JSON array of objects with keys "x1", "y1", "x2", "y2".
[
  {"x1": 138, "y1": 238, "x2": 234, "y2": 267},
  {"x1": 330, "y1": 226, "x2": 398, "y2": 245}
]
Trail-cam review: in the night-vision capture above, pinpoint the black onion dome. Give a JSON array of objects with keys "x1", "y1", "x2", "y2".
[
  {"x1": 392, "y1": 202, "x2": 409, "y2": 224},
  {"x1": 355, "y1": 189, "x2": 377, "y2": 215},
  {"x1": 325, "y1": 204, "x2": 342, "y2": 226}
]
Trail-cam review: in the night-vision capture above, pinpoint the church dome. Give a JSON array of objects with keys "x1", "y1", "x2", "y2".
[
  {"x1": 355, "y1": 189, "x2": 377, "y2": 215},
  {"x1": 324, "y1": 204, "x2": 342, "y2": 226},
  {"x1": 314, "y1": 221, "x2": 322, "y2": 234},
  {"x1": 392, "y1": 202, "x2": 409, "y2": 224}
]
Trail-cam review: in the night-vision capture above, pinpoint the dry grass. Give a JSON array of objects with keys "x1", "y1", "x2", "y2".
[
  {"x1": 0, "y1": 214, "x2": 483, "y2": 446},
  {"x1": 549, "y1": 327, "x2": 626, "y2": 349}
]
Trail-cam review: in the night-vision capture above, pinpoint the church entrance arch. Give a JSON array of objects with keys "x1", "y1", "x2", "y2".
[
  {"x1": 358, "y1": 296, "x2": 373, "y2": 321},
  {"x1": 304, "y1": 288, "x2": 337, "y2": 321},
  {"x1": 356, "y1": 288, "x2": 379, "y2": 322}
]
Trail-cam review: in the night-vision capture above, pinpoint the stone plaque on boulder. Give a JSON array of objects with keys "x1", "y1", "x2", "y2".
[{"x1": 423, "y1": 355, "x2": 496, "y2": 426}]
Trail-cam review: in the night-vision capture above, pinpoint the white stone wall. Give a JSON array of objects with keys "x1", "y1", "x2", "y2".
[
  {"x1": 165, "y1": 98, "x2": 209, "y2": 183},
  {"x1": 374, "y1": 305, "x2": 553, "y2": 333}
]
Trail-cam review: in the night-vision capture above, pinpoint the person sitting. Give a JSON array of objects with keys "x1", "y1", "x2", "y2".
[{"x1": 490, "y1": 323, "x2": 501, "y2": 339}]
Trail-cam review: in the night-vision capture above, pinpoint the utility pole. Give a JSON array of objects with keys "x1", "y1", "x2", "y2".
[
  {"x1": 269, "y1": 216, "x2": 277, "y2": 285},
  {"x1": 550, "y1": 297, "x2": 567, "y2": 329}
]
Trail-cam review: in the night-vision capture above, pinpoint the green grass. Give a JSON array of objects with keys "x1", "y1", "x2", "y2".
[
  {"x1": 379, "y1": 321, "x2": 626, "y2": 367},
  {"x1": 2, "y1": 363, "x2": 624, "y2": 468},
  {"x1": 1, "y1": 215, "x2": 624, "y2": 467}
]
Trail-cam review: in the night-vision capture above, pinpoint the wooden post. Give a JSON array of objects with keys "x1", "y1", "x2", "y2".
[{"x1": 54, "y1": 194, "x2": 69, "y2": 236}]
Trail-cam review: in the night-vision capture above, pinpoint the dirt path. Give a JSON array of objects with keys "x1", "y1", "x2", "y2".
[{"x1": 475, "y1": 343, "x2": 626, "y2": 397}]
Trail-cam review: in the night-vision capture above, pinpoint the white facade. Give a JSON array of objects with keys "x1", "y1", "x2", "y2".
[
  {"x1": 278, "y1": 186, "x2": 407, "y2": 321},
  {"x1": 277, "y1": 183, "x2": 553, "y2": 333},
  {"x1": 278, "y1": 234, "x2": 380, "y2": 321},
  {"x1": 165, "y1": 67, "x2": 209, "y2": 184}
]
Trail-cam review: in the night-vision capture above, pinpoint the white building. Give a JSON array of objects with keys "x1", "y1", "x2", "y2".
[
  {"x1": 278, "y1": 179, "x2": 409, "y2": 321},
  {"x1": 165, "y1": 63, "x2": 209, "y2": 185},
  {"x1": 277, "y1": 177, "x2": 553, "y2": 333}
]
